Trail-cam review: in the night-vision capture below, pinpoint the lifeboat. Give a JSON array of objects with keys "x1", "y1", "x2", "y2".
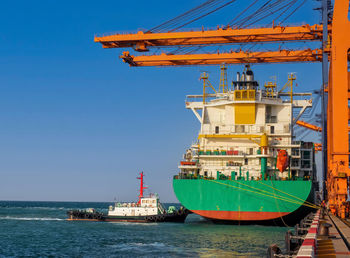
[
  {"x1": 180, "y1": 161, "x2": 196, "y2": 166},
  {"x1": 277, "y1": 150, "x2": 289, "y2": 172}
]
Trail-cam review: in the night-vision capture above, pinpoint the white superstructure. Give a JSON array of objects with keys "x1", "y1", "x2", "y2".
[
  {"x1": 108, "y1": 196, "x2": 165, "y2": 217},
  {"x1": 179, "y1": 65, "x2": 316, "y2": 181}
]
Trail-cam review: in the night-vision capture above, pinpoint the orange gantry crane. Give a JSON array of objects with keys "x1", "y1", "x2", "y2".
[
  {"x1": 327, "y1": 0, "x2": 350, "y2": 218},
  {"x1": 95, "y1": 24, "x2": 326, "y2": 66},
  {"x1": 95, "y1": 0, "x2": 350, "y2": 218}
]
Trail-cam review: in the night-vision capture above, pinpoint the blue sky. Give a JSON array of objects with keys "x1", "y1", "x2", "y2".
[{"x1": 0, "y1": 0, "x2": 323, "y2": 202}]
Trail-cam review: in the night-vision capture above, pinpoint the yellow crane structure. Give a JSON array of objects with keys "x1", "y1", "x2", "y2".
[{"x1": 95, "y1": 0, "x2": 350, "y2": 218}]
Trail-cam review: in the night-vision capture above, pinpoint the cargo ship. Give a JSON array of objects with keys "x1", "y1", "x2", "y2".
[
  {"x1": 68, "y1": 172, "x2": 190, "y2": 223},
  {"x1": 173, "y1": 65, "x2": 319, "y2": 225}
]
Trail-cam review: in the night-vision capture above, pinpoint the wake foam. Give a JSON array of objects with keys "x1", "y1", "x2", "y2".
[{"x1": 0, "y1": 216, "x2": 64, "y2": 221}]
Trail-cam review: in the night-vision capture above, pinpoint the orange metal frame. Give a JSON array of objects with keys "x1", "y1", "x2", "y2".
[
  {"x1": 96, "y1": 0, "x2": 350, "y2": 218},
  {"x1": 315, "y1": 143, "x2": 322, "y2": 152},
  {"x1": 296, "y1": 120, "x2": 350, "y2": 132},
  {"x1": 296, "y1": 120, "x2": 323, "y2": 132},
  {"x1": 120, "y1": 49, "x2": 323, "y2": 67},
  {"x1": 95, "y1": 24, "x2": 326, "y2": 51},
  {"x1": 326, "y1": 0, "x2": 350, "y2": 218}
]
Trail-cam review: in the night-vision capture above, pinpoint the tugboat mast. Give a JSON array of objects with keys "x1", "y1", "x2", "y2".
[{"x1": 137, "y1": 172, "x2": 147, "y2": 204}]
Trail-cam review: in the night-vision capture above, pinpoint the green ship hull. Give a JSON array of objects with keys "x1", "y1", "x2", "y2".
[{"x1": 173, "y1": 178, "x2": 314, "y2": 224}]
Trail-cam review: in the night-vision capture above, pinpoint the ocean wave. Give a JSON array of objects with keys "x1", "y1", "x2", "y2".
[
  {"x1": 0, "y1": 216, "x2": 64, "y2": 221},
  {"x1": 0, "y1": 206, "x2": 68, "y2": 210},
  {"x1": 108, "y1": 221, "x2": 158, "y2": 226},
  {"x1": 131, "y1": 242, "x2": 166, "y2": 247},
  {"x1": 107, "y1": 242, "x2": 167, "y2": 250}
]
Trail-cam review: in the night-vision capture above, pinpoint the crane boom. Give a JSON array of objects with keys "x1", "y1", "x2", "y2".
[
  {"x1": 296, "y1": 120, "x2": 350, "y2": 132},
  {"x1": 296, "y1": 120, "x2": 322, "y2": 132},
  {"x1": 121, "y1": 49, "x2": 323, "y2": 66},
  {"x1": 95, "y1": 24, "x2": 326, "y2": 51}
]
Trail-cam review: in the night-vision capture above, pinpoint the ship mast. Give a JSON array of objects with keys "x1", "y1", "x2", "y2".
[{"x1": 137, "y1": 172, "x2": 147, "y2": 204}]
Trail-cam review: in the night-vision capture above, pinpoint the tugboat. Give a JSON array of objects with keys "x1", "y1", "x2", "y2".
[{"x1": 67, "y1": 172, "x2": 190, "y2": 223}]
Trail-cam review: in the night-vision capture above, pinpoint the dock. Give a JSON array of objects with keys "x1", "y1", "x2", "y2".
[
  {"x1": 295, "y1": 210, "x2": 350, "y2": 257},
  {"x1": 314, "y1": 213, "x2": 350, "y2": 257},
  {"x1": 268, "y1": 209, "x2": 350, "y2": 257}
]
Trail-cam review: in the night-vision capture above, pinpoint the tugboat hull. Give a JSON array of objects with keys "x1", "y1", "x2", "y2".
[{"x1": 67, "y1": 209, "x2": 190, "y2": 223}]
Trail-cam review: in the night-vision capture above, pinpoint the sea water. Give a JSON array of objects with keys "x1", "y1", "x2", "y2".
[{"x1": 0, "y1": 201, "x2": 288, "y2": 257}]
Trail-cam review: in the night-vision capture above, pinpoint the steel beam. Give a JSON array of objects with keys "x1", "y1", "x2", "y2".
[
  {"x1": 120, "y1": 49, "x2": 323, "y2": 67},
  {"x1": 95, "y1": 24, "x2": 326, "y2": 51}
]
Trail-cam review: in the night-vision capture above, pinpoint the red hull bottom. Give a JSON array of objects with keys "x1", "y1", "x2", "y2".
[{"x1": 193, "y1": 210, "x2": 290, "y2": 221}]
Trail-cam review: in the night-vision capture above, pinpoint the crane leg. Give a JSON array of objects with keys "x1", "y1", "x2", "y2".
[{"x1": 327, "y1": 0, "x2": 350, "y2": 219}]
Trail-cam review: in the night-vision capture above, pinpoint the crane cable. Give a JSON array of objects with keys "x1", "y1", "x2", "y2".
[
  {"x1": 237, "y1": 0, "x2": 295, "y2": 28},
  {"x1": 147, "y1": 0, "x2": 218, "y2": 32},
  {"x1": 147, "y1": 0, "x2": 309, "y2": 56},
  {"x1": 225, "y1": 0, "x2": 260, "y2": 28},
  {"x1": 273, "y1": 0, "x2": 298, "y2": 23},
  {"x1": 280, "y1": 0, "x2": 307, "y2": 24},
  {"x1": 225, "y1": 0, "x2": 307, "y2": 55},
  {"x1": 171, "y1": 0, "x2": 297, "y2": 55},
  {"x1": 233, "y1": 0, "x2": 283, "y2": 28},
  {"x1": 149, "y1": 0, "x2": 306, "y2": 33},
  {"x1": 148, "y1": 0, "x2": 236, "y2": 33},
  {"x1": 170, "y1": 0, "x2": 237, "y2": 32}
]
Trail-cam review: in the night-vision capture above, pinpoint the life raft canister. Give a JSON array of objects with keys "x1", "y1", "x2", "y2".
[{"x1": 277, "y1": 149, "x2": 289, "y2": 172}]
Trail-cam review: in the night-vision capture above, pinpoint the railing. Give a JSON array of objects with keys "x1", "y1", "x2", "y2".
[
  {"x1": 173, "y1": 173, "x2": 311, "y2": 181},
  {"x1": 185, "y1": 89, "x2": 310, "y2": 103},
  {"x1": 198, "y1": 149, "x2": 261, "y2": 156},
  {"x1": 200, "y1": 124, "x2": 290, "y2": 135},
  {"x1": 233, "y1": 89, "x2": 256, "y2": 101},
  {"x1": 158, "y1": 203, "x2": 166, "y2": 214},
  {"x1": 185, "y1": 93, "x2": 221, "y2": 103}
]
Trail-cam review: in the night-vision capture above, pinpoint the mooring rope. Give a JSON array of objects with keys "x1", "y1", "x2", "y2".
[
  {"x1": 203, "y1": 179, "x2": 319, "y2": 209},
  {"x1": 270, "y1": 179, "x2": 290, "y2": 227},
  {"x1": 229, "y1": 178, "x2": 319, "y2": 209},
  {"x1": 257, "y1": 180, "x2": 319, "y2": 209},
  {"x1": 217, "y1": 178, "x2": 319, "y2": 209}
]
